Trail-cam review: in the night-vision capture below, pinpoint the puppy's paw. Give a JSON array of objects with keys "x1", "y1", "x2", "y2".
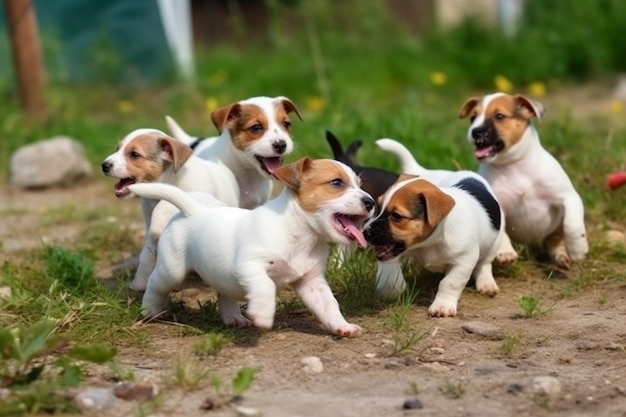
[
  {"x1": 567, "y1": 239, "x2": 588, "y2": 263},
  {"x1": 128, "y1": 278, "x2": 148, "y2": 292},
  {"x1": 551, "y1": 250, "x2": 571, "y2": 269},
  {"x1": 223, "y1": 314, "x2": 252, "y2": 328},
  {"x1": 476, "y1": 280, "x2": 499, "y2": 297},
  {"x1": 247, "y1": 312, "x2": 274, "y2": 330},
  {"x1": 428, "y1": 300, "x2": 458, "y2": 317},
  {"x1": 333, "y1": 323, "x2": 362, "y2": 338},
  {"x1": 496, "y1": 249, "x2": 518, "y2": 264},
  {"x1": 141, "y1": 305, "x2": 169, "y2": 320}
]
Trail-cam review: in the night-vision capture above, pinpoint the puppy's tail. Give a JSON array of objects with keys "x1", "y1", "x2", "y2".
[
  {"x1": 165, "y1": 115, "x2": 196, "y2": 147},
  {"x1": 129, "y1": 183, "x2": 204, "y2": 217},
  {"x1": 376, "y1": 138, "x2": 427, "y2": 174}
]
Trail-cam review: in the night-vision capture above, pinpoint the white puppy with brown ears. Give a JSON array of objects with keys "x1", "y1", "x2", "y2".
[
  {"x1": 101, "y1": 129, "x2": 240, "y2": 289},
  {"x1": 128, "y1": 158, "x2": 375, "y2": 337},
  {"x1": 364, "y1": 171, "x2": 504, "y2": 317},
  {"x1": 166, "y1": 95, "x2": 302, "y2": 209},
  {"x1": 459, "y1": 93, "x2": 588, "y2": 268}
]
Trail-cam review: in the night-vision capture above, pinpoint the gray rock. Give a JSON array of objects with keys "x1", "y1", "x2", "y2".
[
  {"x1": 533, "y1": 376, "x2": 561, "y2": 400},
  {"x1": 10, "y1": 136, "x2": 92, "y2": 189},
  {"x1": 461, "y1": 321, "x2": 504, "y2": 340},
  {"x1": 75, "y1": 387, "x2": 117, "y2": 411},
  {"x1": 402, "y1": 398, "x2": 423, "y2": 409},
  {"x1": 301, "y1": 356, "x2": 324, "y2": 374}
]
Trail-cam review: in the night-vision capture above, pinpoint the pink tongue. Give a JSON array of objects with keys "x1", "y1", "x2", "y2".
[
  {"x1": 337, "y1": 215, "x2": 368, "y2": 248},
  {"x1": 263, "y1": 157, "x2": 282, "y2": 174},
  {"x1": 474, "y1": 146, "x2": 493, "y2": 159}
]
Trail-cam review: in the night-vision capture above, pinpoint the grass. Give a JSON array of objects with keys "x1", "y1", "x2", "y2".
[
  {"x1": 500, "y1": 333, "x2": 524, "y2": 357},
  {"x1": 518, "y1": 294, "x2": 555, "y2": 318}
]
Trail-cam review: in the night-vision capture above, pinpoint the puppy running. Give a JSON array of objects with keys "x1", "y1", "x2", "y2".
[
  {"x1": 459, "y1": 93, "x2": 588, "y2": 268},
  {"x1": 128, "y1": 158, "x2": 375, "y2": 337},
  {"x1": 364, "y1": 172, "x2": 504, "y2": 317},
  {"x1": 166, "y1": 95, "x2": 302, "y2": 209}
]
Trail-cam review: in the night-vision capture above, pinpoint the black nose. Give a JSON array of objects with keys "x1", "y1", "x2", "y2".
[
  {"x1": 471, "y1": 126, "x2": 486, "y2": 140},
  {"x1": 101, "y1": 161, "x2": 112, "y2": 173},
  {"x1": 362, "y1": 196, "x2": 375, "y2": 212},
  {"x1": 272, "y1": 140, "x2": 287, "y2": 154}
]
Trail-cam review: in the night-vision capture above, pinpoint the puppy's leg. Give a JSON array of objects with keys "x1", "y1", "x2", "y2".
[
  {"x1": 429, "y1": 259, "x2": 475, "y2": 317},
  {"x1": 475, "y1": 237, "x2": 500, "y2": 296},
  {"x1": 129, "y1": 238, "x2": 156, "y2": 291},
  {"x1": 496, "y1": 232, "x2": 518, "y2": 264},
  {"x1": 546, "y1": 223, "x2": 571, "y2": 269},
  {"x1": 217, "y1": 294, "x2": 251, "y2": 328},
  {"x1": 375, "y1": 260, "x2": 407, "y2": 300},
  {"x1": 240, "y1": 269, "x2": 278, "y2": 330},
  {"x1": 141, "y1": 255, "x2": 188, "y2": 318},
  {"x1": 292, "y1": 273, "x2": 361, "y2": 337},
  {"x1": 562, "y1": 194, "x2": 589, "y2": 262}
]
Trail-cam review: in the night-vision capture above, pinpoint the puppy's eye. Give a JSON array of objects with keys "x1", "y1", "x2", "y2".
[
  {"x1": 129, "y1": 151, "x2": 141, "y2": 159},
  {"x1": 282, "y1": 121, "x2": 292, "y2": 129},
  {"x1": 469, "y1": 115, "x2": 477, "y2": 123},
  {"x1": 494, "y1": 113, "x2": 506, "y2": 121},
  {"x1": 389, "y1": 211, "x2": 404, "y2": 222},
  {"x1": 250, "y1": 124, "x2": 264, "y2": 133},
  {"x1": 329, "y1": 178, "x2": 344, "y2": 188}
]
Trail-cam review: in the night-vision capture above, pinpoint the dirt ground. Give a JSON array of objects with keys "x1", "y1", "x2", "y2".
[{"x1": 2, "y1": 85, "x2": 626, "y2": 416}]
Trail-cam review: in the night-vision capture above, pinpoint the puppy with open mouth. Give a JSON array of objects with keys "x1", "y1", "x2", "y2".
[
  {"x1": 128, "y1": 158, "x2": 375, "y2": 337},
  {"x1": 459, "y1": 93, "x2": 588, "y2": 268},
  {"x1": 364, "y1": 171, "x2": 504, "y2": 317},
  {"x1": 166, "y1": 95, "x2": 302, "y2": 210}
]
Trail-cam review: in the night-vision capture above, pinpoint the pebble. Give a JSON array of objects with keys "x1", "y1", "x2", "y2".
[
  {"x1": 507, "y1": 383, "x2": 524, "y2": 395},
  {"x1": 461, "y1": 321, "x2": 504, "y2": 340},
  {"x1": 364, "y1": 353, "x2": 377, "y2": 359},
  {"x1": 533, "y1": 376, "x2": 562, "y2": 400},
  {"x1": 113, "y1": 382, "x2": 156, "y2": 402},
  {"x1": 402, "y1": 398, "x2": 423, "y2": 409},
  {"x1": 421, "y1": 362, "x2": 450, "y2": 373},
  {"x1": 383, "y1": 360, "x2": 404, "y2": 370},
  {"x1": 576, "y1": 341, "x2": 598, "y2": 351},
  {"x1": 75, "y1": 387, "x2": 118, "y2": 411},
  {"x1": 236, "y1": 405, "x2": 262, "y2": 417},
  {"x1": 301, "y1": 356, "x2": 324, "y2": 374}
]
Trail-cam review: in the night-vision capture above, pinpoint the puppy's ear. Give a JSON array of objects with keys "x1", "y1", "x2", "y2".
[
  {"x1": 211, "y1": 103, "x2": 242, "y2": 132},
  {"x1": 158, "y1": 136, "x2": 193, "y2": 172},
  {"x1": 397, "y1": 173, "x2": 419, "y2": 182},
  {"x1": 345, "y1": 140, "x2": 363, "y2": 166},
  {"x1": 514, "y1": 94, "x2": 545, "y2": 122},
  {"x1": 273, "y1": 157, "x2": 312, "y2": 191},
  {"x1": 458, "y1": 97, "x2": 480, "y2": 119},
  {"x1": 421, "y1": 187, "x2": 455, "y2": 228},
  {"x1": 279, "y1": 97, "x2": 303, "y2": 121}
]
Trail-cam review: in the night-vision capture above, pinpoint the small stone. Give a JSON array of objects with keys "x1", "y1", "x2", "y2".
[
  {"x1": 508, "y1": 383, "x2": 524, "y2": 395},
  {"x1": 364, "y1": 353, "x2": 376, "y2": 359},
  {"x1": 75, "y1": 387, "x2": 117, "y2": 411},
  {"x1": 113, "y1": 382, "x2": 156, "y2": 402},
  {"x1": 576, "y1": 341, "x2": 598, "y2": 351},
  {"x1": 301, "y1": 356, "x2": 324, "y2": 374},
  {"x1": 235, "y1": 405, "x2": 262, "y2": 417},
  {"x1": 428, "y1": 347, "x2": 445, "y2": 355},
  {"x1": 402, "y1": 398, "x2": 423, "y2": 409},
  {"x1": 384, "y1": 360, "x2": 404, "y2": 370},
  {"x1": 0, "y1": 287, "x2": 11, "y2": 299},
  {"x1": 421, "y1": 362, "x2": 450, "y2": 373},
  {"x1": 461, "y1": 321, "x2": 504, "y2": 340},
  {"x1": 533, "y1": 376, "x2": 561, "y2": 400}
]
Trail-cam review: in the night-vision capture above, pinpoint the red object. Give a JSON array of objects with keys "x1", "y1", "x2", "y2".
[{"x1": 607, "y1": 171, "x2": 626, "y2": 189}]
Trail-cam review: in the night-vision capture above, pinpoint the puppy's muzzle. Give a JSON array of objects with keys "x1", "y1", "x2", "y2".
[
  {"x1": 362, "y1": 196, "x2": 375, "y2": 213},
  {"x1": 272, "y1": 139, "x2": 287, "y2": 154},
  {"x1": 101, "y1": 160, "x2": 113, "y2": 175}
]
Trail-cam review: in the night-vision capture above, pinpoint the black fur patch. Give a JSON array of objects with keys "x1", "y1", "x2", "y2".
[{"x1": 452, "y1": 177, "x2": 501, "y2": 230}]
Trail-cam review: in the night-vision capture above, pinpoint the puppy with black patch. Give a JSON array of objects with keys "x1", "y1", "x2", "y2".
[
  {"x1": 459, "y1": 93, "x2": 588, "y2": 268},
  {"x1": 364, "y1": 171, "x2": 504, "y2": 317},
  {"x1": 128, "y1": 158, "x2": 375, "y2": 337}
]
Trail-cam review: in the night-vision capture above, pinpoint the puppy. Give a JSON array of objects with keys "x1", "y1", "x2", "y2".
[
  {"x1": 100, "y1": 129, "x2": 239, "y2": 289},
  {"x1": 364, "y1": 172, "x2": 504, "y2": 317},
  {"x1": 166, "y1": 95, "x2": 302, "y2": 209},
  {"x1": 127, "y1": 158, "x2": 376, "y2": 337},
  {"x1": 326, "y1": 130, "x2": 399, "y2": 198},
  {"x1": 459, "y1": 93, "x2": 588, "y2": 268}
]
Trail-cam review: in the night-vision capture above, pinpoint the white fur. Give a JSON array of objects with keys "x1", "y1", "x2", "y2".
[
  {"x1": 376, "y1": 138, "x2": 452, "y2": 184},
  {"x1": 467, "y1": 93, "x2": 588, "y2": 266},
  {"x1": 127, "y1": 162, "x2": 375, "y2": 337}
]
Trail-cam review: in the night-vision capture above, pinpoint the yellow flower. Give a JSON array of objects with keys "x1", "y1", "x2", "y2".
[
  {"x1": 208, "y1": 70, "x2": 227, "y2": 87},
  {"x1": 527, "y1": 82, "x2": 546, "y2": 98},
  {"x1": 205, "y1": 97, "x2": 219, "y2": 112},
  {"x1": 306, "y1": 96, "x2": 325, "y2": 112},
  {"x1": 494, "y1": 75, "x2": 513, "y2": 93},
  {"x1": 429, "y1": 71, "x2": 447, "y2": 86},
  {"x1": 610, "y1": 99, "x2": 624, "y2": 113},
  {"x1": 117, "y1": 100, "x2": 133, "y2": 113}
]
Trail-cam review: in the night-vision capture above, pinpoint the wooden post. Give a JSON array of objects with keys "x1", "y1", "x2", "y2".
[{"x1": 4, "y1": 0, "x2": 46, "y2": 115}]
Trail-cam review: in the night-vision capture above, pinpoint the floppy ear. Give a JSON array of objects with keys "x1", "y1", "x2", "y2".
[
  {"x1": 158, "y1": 136, "x2": 193, "y2": 172},
  {"x1": 345, "y1": 140, "x2": 363, "y2": 166},
  {"x1": 421, "y1": 187, "x2": 456, "y2": 228},
  {"x1": 514, "y1": 94, "x2": 545, "y2": 122},
  {"x1": 273, "y1": 157, "x2": 312, "y2": 191},
  {"x1": 397, "y1": 173, "x2": 420, "y2": 182},
  {"x1": 210, "y1": 102, "x2": 242, "y2": 132},
  {"x1": 280, "y1": 97, "x2": 303, "y2": 121},
  {"x1": 458, "y1": 97, "x2": 480, "y2": 119}
]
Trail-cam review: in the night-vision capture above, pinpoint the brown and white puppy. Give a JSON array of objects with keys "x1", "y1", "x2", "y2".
[
  {"x1": 100, "y1": 129, "x2": 239, "y2": 289},
  {"x1": 459, "y1": 93, "x2": 588, "y2": 268},
  {"x1": 127, "y1": 158, "x2": 376, "y2": 337},
  {"x1": 364, "y1": 171, "x2": 504, "y2": 317},
  {"x1": 166, "y1": 96, "x2": 302, "y2": 209}
]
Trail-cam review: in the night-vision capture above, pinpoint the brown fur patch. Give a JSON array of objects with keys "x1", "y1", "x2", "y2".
[
  {"x1": 123, "y1": 133, "x2": 191, "y2": 181},
  {"x1": 384, "y1": 179, "x2": 455, "y2": 247},
  {"x1": 458, "y1": 96, "x2": 481, "y2": 119},
  {"x1": 228, "y1": 104, "x2": 270, "y2": 152},
  {"x1": 274, "y1": 158, "x2": 356, "y2": 213},
  {"x1": 484, "y1": 95, "x2": 532, "y2": 148}
]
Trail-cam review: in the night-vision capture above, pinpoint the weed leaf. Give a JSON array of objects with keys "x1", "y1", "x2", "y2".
[
  {"x1": 232, "y1": 367, "x2": 256, "y2": 396},
  {"x1": 0, "y1": 327, "x2": 18, "y2": 359},
  {"x1": 68, "y1": 344, "x2": 116, "y2": 363},
  {"x1": 19, "y1": 320, "x2": 57, "y2": 363}
]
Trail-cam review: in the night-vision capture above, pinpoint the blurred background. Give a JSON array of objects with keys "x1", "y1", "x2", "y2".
[{"x1": 1, "y1": 0, "x2": 625, "y2": 178}]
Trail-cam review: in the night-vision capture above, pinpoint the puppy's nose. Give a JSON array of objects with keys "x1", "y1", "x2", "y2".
[
  {"x1": 471, "y1": 126, "x2": 486, "y2": 140},
  {"x1": 272, "y1": 140, "x2": 287, "y2": 154},
  {"x1": 362, "y1": 196, "x2": 375, "y2": 212},
  {"x1": 101, "y1": 161, "x2": 112, "y2": 174}
]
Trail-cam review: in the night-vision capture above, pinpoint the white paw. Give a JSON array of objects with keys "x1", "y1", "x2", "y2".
[
  {"x1": 128, "y1": 276, "x2": 148, "y2": 292},
  {"x1": 223, "y1": 314, "x2": 252, "y2": 328},
  {"x1": 567, "y1": 237, "x2": 588, "y2": 262},
  {"x1": 246, "y1": 309, "x2": 274, "y2": 330},
  {"x1": 496, "y1": 249, "x2": 518, "y2": 264},
  {"x1": 476, "y1": 279, "x2": 499, "y2": 296},
  {"x1": 141, "y1": 304, "x2": 169, "y2": 319},
  {"x1": 428, "y1": 299, "x2": 458, "y2": 317},
  {"x1": 333, "y1": 323, "x2": 362, "y2": 338}
]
